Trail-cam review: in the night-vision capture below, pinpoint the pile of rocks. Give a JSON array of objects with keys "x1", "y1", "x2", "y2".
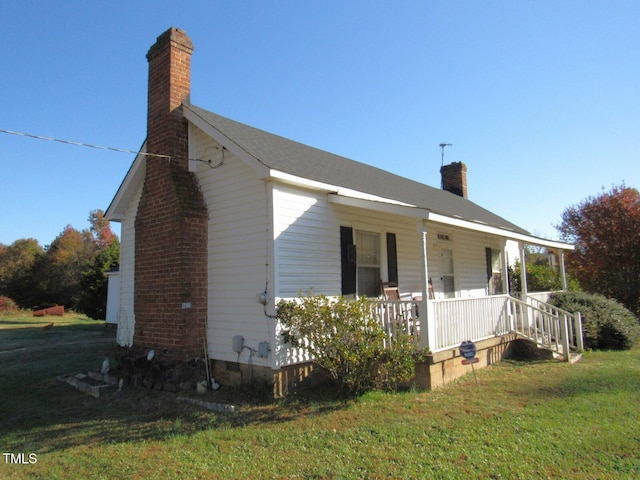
[{"x1": 119, "y1": 347, "x2": 206, "y2": 393}]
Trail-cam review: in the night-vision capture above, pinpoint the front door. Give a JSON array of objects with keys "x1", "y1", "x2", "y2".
[{"x1": 440, "y1": 247, "x2": 455, "y2": 298}]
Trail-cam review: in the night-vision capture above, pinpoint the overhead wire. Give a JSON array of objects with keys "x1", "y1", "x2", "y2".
[{"x1": 0, "y1": 128, "x2": 224, "y2": 168}]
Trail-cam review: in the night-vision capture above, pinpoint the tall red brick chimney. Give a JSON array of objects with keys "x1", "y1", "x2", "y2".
[
  {"x1": 134, "y1": 28, "x2": 209, "y2": 359},
  {"x1": 440, "y1": 161, "x2": 468, "y2": 198}
]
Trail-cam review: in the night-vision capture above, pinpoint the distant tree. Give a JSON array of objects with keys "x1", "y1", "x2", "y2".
[
  {"x1": 76, "y1": 210, "x2": 119, "y2": 318},
  {"x1": 1, "y1": 210, "x2": 120, "y2": 315},
  {"x1": 557, "y1": 185, "x2": 640, "y2": 316},
  {"x1": 35, "y1": 225, "x2": 97, "y2": 308},
  {"x1": 88, "y1": 209, "x2": 117, "y2": 248},
  {"x1": 77, "y1": 237, "x2": 120, "y2": 319},
  {"x1": 0, "y1": 238, "x2": 44, "y2": 306}
]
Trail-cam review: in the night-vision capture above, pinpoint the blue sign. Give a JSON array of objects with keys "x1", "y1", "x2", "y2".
[{"x1": 459, "y1": 340, "x2": 477, "y2": 360}]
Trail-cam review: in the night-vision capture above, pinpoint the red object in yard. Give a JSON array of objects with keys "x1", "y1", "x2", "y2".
[{"x1": 33, "y1": 305, "x2": 64, "y2": 317}]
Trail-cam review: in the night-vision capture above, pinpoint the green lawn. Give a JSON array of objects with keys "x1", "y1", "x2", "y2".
[{"x1": 1, "y1": 312, "x2": 639, "y2": 479}]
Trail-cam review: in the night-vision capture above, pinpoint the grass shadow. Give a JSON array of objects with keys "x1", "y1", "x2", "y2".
[{"x1": 0, "y1": 315, "x2": 349, "y2": 454}]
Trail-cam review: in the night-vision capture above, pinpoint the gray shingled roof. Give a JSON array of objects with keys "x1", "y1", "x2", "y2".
[{"x1": 187, "y1": 104, "x2": 529, "y2": 235}]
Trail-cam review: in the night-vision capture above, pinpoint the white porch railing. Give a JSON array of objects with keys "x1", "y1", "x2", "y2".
[
  {"x1": 368, "y1": 300, "x2": 421, "y2": 348},
  {"x1": 368, "y1": 294, "x2": 583, "y2": 360},
  {"x1": 431, "y1": 295, "x2": 512, "y2": 351}
]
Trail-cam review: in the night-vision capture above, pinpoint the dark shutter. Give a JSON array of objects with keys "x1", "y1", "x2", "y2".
[
  {"x1": 485, "y1": 247, "x2": 493, "y2": 282},
  {"x1": 386, "y1": 232, "x2": 398, "y2": 285},
  {"x1": 340, "y1": 226, "x2": 356, "y2": 295}
]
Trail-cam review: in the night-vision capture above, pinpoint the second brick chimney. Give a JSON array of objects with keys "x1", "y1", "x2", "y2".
[
  {"x1": 440, "y1": 161, "x2": 468, "y2": 199},
  {"x1": 134, "y1": 28, "x2": 209, "y2": 359}
]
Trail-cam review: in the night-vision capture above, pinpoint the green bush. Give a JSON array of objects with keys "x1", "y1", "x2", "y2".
[
  {"x1": 549, "y1": 291, "x2": 640, "y2": 350},
  {"x1": 277, "y1": 294, "x2": 418, "y2": 397},
  {"x1": 508, "y1": 261, "x2": 563, "y2": 293}
]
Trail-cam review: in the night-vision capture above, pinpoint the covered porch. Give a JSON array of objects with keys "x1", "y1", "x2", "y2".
[
  {"x1": 366, "y1": 216, "x2": 583, "y2": 369},
  {"x1": 328, "y1": 194, "x2": 582, "y2": 388}
]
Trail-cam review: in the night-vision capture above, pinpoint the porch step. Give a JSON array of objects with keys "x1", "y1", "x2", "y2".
[{"x1": 514, "y1": 334, "x2": 582, "y2": 363}]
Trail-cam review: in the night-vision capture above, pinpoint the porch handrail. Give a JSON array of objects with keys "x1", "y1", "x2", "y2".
[{"x1": 508, "y1": 295, "x2": 583, "y2": 358}]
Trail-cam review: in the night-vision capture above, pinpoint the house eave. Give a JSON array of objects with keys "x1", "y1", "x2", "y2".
[
  {"x1": 426, "y1": 211, "x2": 574, "y2": 250},
  {"x1": 327, "y1": 193, "x2": 574, "y2": 251},
  {"x1": 269, "y1": 170, "x2": 416, "y2": 208},
  {"x1": 105, "y1": 143, "x2": 147, "y2": 222}
]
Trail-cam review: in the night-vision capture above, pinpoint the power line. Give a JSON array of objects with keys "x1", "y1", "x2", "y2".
[
  {"x1": 1, "y1": 128, "x2": 169, "y2": 159},
  {"x1": 0, "y1": 128, "x2": 224, "y2": 168}
]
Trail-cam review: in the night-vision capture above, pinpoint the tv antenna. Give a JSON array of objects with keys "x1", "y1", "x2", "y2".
[{"x1": 439, "y1": 143, "x2": 453, "y2": 167}]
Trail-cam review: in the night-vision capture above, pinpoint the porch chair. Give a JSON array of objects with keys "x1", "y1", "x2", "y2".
[
  {"x1": 380, "y1": 281, "x2": 416, "y2": 338},
  {"x1": 381, "y1": 281, "x2": 400, "y2": 301}
]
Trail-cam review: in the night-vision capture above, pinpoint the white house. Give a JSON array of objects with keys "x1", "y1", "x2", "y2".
[{"x1": 106, "y1": 28, "x2": 581, "y2": 393}]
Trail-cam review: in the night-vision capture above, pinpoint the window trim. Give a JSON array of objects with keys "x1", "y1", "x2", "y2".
[{"x1": 355, "y1": 229, "x2": 381, "y2": 297}]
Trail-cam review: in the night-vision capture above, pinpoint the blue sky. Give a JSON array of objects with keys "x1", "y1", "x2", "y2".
[{"x1": 1, "y1": 1, "x2": 638, "y2": 246}]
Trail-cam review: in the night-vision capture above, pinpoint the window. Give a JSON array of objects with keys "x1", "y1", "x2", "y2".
[
  {"x1": 486, "y1": 248, "x2": 504, "y2": 295},
  {"x1": 356, "y1": 231, "x2": 380, "y2": 297},
  {"x1": 340, "y1": 227, "x2": 397, "y2": 297}
]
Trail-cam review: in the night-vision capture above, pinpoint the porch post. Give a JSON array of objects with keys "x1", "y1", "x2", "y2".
[
  {"x1": 559, "y1": 249, "x2": 568, "y2": 290},
  {"x1": 417, "y1": 221, "x2": 435, "y2": 351},
  {"x1": 519, "y1": 241, "x2": 528, "y2": 299},
  {"x1": 502, "y1": 244, "x2": 510, "y2": 295},
  {"x1": 519, "y1": 241, "x2": 534, "y2": 332}
]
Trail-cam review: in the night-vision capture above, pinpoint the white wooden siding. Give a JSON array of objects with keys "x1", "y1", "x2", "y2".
[
  {"x1": 116, "y1": 184, "x2": 141, "y2": 347},
  {"x1": 273, "y1": 185, "x2": 340, "y2": 297},
  {"x1": 191, "y1": 127, "x2": 274, "y2": 368}
]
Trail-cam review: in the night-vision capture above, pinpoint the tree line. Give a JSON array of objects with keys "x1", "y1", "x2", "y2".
[{"x1": 0, "y1": 210, "x2": 119, "y2": 319}]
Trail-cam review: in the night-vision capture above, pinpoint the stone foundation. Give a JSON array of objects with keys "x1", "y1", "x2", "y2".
[{"x1": 416, "y1": 334, "x2": 526, "y2": 389}]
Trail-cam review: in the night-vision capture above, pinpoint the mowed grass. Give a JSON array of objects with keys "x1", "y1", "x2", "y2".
[{"x1": 1, "y1": 312, "x2": 639, "y2": 479}]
